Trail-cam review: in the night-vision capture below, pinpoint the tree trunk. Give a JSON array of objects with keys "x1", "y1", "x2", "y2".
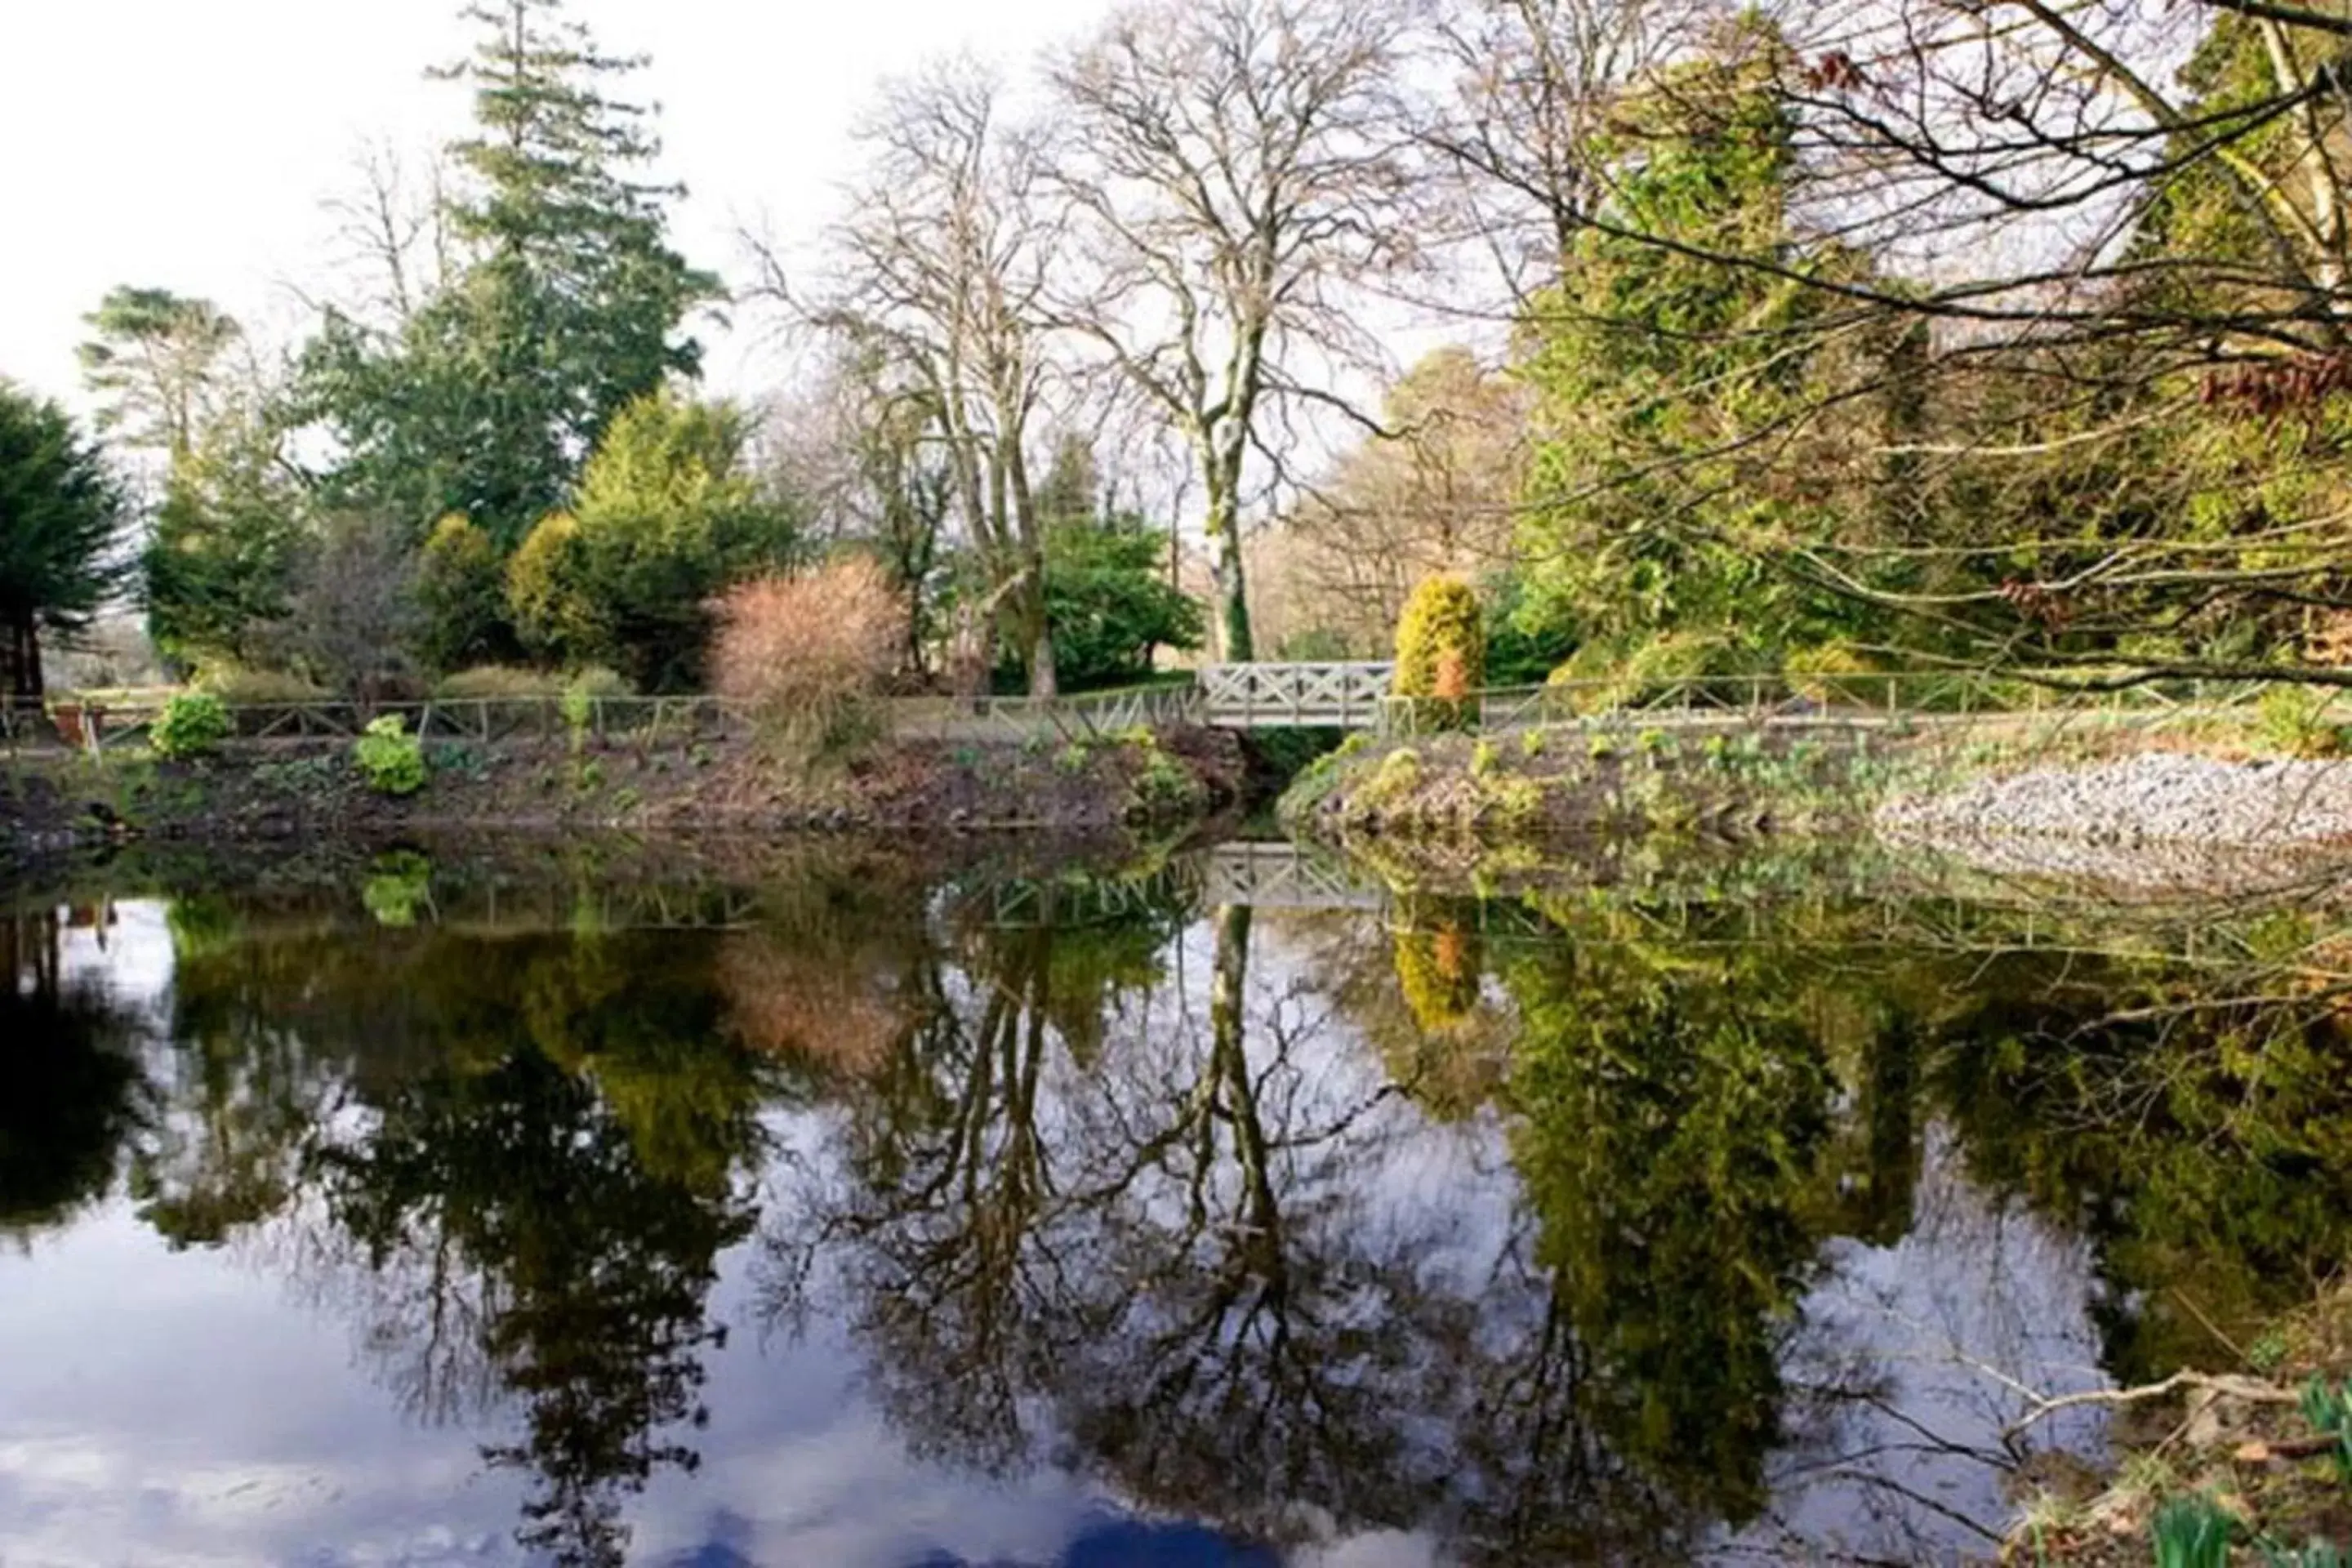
[
  {"x1": 2, "y1": 613, "x2": 42, "y2": 705},
  {"x1": 1027, "y1": 617, "x2": 1058, "y2": 699},
  {"x1": 1209, "y1": 502, "x2": 1255, "y2": 664},
  {"x1": 1005, "y1": 430, "x2": 1057, "y2": 699}
]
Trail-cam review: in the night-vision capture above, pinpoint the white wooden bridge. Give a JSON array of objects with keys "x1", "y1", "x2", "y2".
[{"x1": 1196, "y1": 664, "x2": 1395, "y2": 729}]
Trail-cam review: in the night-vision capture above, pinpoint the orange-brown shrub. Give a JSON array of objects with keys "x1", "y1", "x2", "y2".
[{"x1": 710, "y1": 558, "x2": 908, "y2": 756}]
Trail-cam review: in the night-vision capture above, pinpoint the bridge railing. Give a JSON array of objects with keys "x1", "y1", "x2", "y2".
[
  {"x1": 1391, "y1": 668, "x2": 2325, "y2": 735},
  {"x1": 1200, "y1": 663, "x2": 1395, "y2": 728}
]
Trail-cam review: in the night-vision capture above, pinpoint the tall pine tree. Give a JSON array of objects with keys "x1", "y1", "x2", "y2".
[
  {"x1": 301, "y1": 0, "x2": 717, "y2": 547},
  {"x1": 0, "y1": 385, "x2": 127, "y2": 702}
]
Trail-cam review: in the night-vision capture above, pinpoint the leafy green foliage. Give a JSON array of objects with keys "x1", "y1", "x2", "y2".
[
  {"x1": 416, "y1": 514, "x2": 518, "y2": 672},
  {"x1": 2258, "y1": 686, "x2": 2351, "y2": 759},
  {"x1": 2153, "y1": 1494, "x2": 2237, "y2": 1568},
  {"x1": 1508, "y1": 28, "x2": 1884, "y2": 675},
  {"x1": 506, "y1": 393, "x2": 799, "y2": 690},
  {"x1": 1481, "y1": 570, "x2": 1575, "y2": 688},
  {"x1": 0, "y1": 383, "x2": 128, "y2": 700},
  {"x1": 296, "y1": 0, "x2": 717, "y2": 545},
  {"x1": 78, "y1": 287, "x2": 243, "y2": 460},
  {"x1": 78, "y1": 287, "x2": 302, "y2": 674},
  {"x1": 1008, "y1": 514, "x2": 1201, "y2": 692},
  {"x1": 352, "y1": 714, "x2": 428, "y2": 795},
  {"x1": 152, "y1": 692, "x2": 233, "y2": 760},
  {"x1": 2301, "y1": 1376, "x2": 2352, "y2": 1489},
  {"x1": 145, "y1": 465, "x2": 304, "y2": 674}
]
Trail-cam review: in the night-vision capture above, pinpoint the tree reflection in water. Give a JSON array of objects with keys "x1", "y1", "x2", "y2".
[
  {"x1": 17, "y1": 846, "x2": 2352, "y2": 1566},
  {"x1": 141, "y1": 900, "x2": 777, "y2": 1568},
  {"x1": 764, "y1": 893, "x2": 1721, "y2": 1562},
  {"x1": 0, "y1": 905, "x2": 151, "y2": 1238}
]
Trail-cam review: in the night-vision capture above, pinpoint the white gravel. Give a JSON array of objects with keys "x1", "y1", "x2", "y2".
[{"x1": 1878, "y1": 752, "x2": 2352, "y2": 848}]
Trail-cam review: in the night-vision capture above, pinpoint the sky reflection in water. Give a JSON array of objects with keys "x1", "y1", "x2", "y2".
[{"x1": 2, "y1": 841, "x2": 2331, "y2": 1566}]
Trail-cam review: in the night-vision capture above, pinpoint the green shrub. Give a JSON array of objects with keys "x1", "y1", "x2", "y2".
[
  {"x1": 1470, "y1": 737, "x2": 1502, "y2": 778},
  {"x1": 416, "y1": 514, "x2": 515, "y2": 672},
  {"x1": 1782, "y1": 640, "x2": 1882, "y2": 706},
  {"x1": 2301, "y1": 1375, "x2": 2352, "y2": 1489},
  {"x1": 561, "y1": 683, "x2": 596, "y2": 753},
  {"x1": 2259, "y1": 685, "x2": 2351, "y2": 759},
  {"x1": 1394, "y1": 576, "x2": 1486, "y2": 729},
  {"x1": 152, "y1": 692, "x2": 233, "y2": 760},
  {"x1": 435, "y1": 663, "x2": 635, "y2": 702},
  {"x1": 567, "y1": 665, "x2": 632, "y2": 700},
  {"x1": 1123, "y1": 734, "x2": 1203, "y2": 818},
  {"x1": 1353, "y1": 746, "x2": 1424, "y2": 809},
  {"x1": 2152, "y1": 1494, "x2": 2235, "y2": 1568},
  {"x1": 194, "y1": 663, "x2": 329, "y2": 705},
  {"x1": 352, "y1": 715, "x2": 428, "y2": 796},
  {"x1": 436, "y1": 665, "x2": 562, "y2": 700}
]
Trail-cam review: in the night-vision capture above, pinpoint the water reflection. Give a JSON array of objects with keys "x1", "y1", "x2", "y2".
[
  {"x1": 1, "y1": 905, "x2": 150, "y2": 1237},
  {"x1": 2, "y1": 840, "x2": 2350, "y2": 1563}
]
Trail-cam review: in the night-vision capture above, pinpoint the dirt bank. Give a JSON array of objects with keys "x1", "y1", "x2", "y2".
[
  {"x1": 0, "y1": 724, "x2": 1246, "y2": 871},
  {"x1": 1279, "y1": 724, "x2": 1888, "y2": 842}
]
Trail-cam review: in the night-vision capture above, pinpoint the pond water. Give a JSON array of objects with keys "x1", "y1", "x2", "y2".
[{"x1": 4, "y1": 835, "x2": 2347, "y2": 1567}]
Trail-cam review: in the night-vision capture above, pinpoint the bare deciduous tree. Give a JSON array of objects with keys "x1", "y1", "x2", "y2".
[
  {"x1": 1421, "y1": 0, "x2": 1712, "y2": 305},
  {"x1": 757, "y1": 60, "x2": 1068, "y2": 694},
  {"x1": 1047, "y1": 0, "x2": 1419, "y2": 662},
  {"x1": 1253, "y1": 345, "x2": 1531, "y2": 654}
]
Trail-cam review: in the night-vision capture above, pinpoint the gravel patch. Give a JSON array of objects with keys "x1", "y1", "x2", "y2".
[
  {"x1": 1880, "y1": 753, "x2": 2352, "y2": 847},
  {"x1": 1875, "y1": 752, "x2": 2352, "y2": 895}
]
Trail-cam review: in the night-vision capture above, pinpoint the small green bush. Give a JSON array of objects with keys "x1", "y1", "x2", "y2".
[
  {"x1": 2301, "y1": 1375, "x2": 2352, "y2": 1489},
  {"x1": 195, "y1": 663, "x2": 330, "y2": 704},
  {"x1": 436, "y1": 664, "x2": 634, "y2": 702},
  {"x1": 152, "y1": 692, "x2": 233, "y2": 760},
  {"x1": 1353, "y1": 746, "x2": 1424, "y2": 809},
  {"x1": 2152, "y1": 1494, "x2": 2235, "y2": 1568},
  {"x1": 568, "y1": 665, "x2": 633, "y2": 701},
  {"x1": 2259, "y1": 685, "x2": 2351, "y2": 759},
  {"x1": 1470, "y1": 737, "x2": 1502, "y2": 778},
  {"x1": 1124, "y1": 734, "x2": 1203, "y2": 818},
  {"x1": 437, "y1": 665, "x2": 561, "y2": 701},
  {"x1": 352, "y1": 715, "x2": 428, "y2": 796}
]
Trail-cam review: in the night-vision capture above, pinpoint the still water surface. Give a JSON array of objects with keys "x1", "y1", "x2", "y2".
[{"x1": 4, "y1": 837, "x2": 2343, "y2": 1566}]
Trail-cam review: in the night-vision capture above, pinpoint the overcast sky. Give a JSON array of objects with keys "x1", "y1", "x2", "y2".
[{"x1": 0, "y1": 0, "x2": 1116, "y2": 412}]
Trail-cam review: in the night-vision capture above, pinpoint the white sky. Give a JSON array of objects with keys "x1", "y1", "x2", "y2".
[{"x1": 0, "y1": 0, "x2": 1118, "y2": 412}]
